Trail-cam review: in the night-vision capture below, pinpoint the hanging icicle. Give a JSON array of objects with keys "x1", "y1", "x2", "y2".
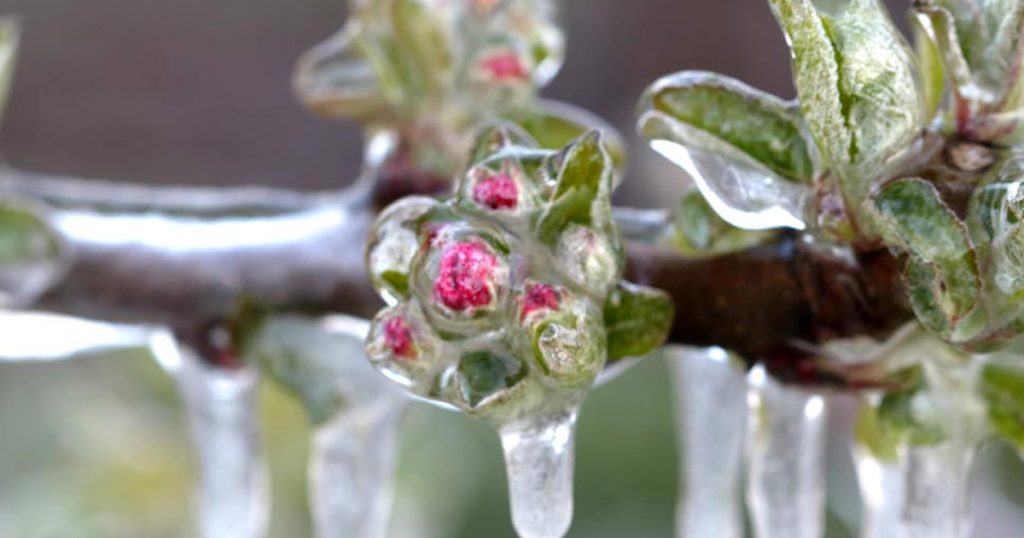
[
  {"x1": 746, "y1": 364, "x2": 828, "y2": 538},
  {"x1": 667, "y1": 345, "x2": 746, "y2": 538}
]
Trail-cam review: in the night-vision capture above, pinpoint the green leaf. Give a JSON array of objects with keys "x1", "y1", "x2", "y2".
[
  {"x1": 966, "y1": 152, "x2": 1024, "y2": 247},
  {"x1": 456, "y1": 350, "x2": 527, "y2": 408},
  {"x1": 0, "y1": 201, "x2": 61, "y2": 266},
  {"x1": 639, "y1": 71, "x2": 814, "y2": 182},
  {"x1": 770, "y1": 0, "x2": 925, "y2": 201},
  {"x1": 0, "y1": 18, "x2": 19, "y2": 124},
  {"x1": 937, "y1": 0, "x2": 1024, "y2": 110},
  {"x1": 854, "y1": 398, "x2": 900, "y2": 461},
  {"x1": 869, "y1": 177, "x2": 980, "y2": 338},
  {"x1": 603, "y1": 281, "x2": 674, "y2": 361},
  {"x1": 671, "y1": 190, "x2": 775, "y2": 255},
  {"x1": 980, "y1": 361, "x2": 1024, "y2": 450},
  {"x1": 468, "y1": 122, "x2": 539, "y2": 165},
  {"x1": 391, "y1": 0, "x2": 453, "y2": 94},
  {"x1": 965, "y1": 154, "x2": 1024, "y2": 333},
  {"x1": 516, "y1": 99, "x2": 626, "y2": 173},
  {"x1": 913, "y1": 13, "x2": 948, "y2": 121},
  {"x1": 876, "y1": 371, "x2": 947, "y2": 446},
  {"x1": 535, "y1": 131, "x2": 612, "y2": 244}
]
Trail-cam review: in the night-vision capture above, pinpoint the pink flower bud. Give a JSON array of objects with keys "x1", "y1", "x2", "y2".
[
  {"x1": 521, "y1": 282, "x2": 560, "y2": 321},
  {"x1": 479, "y1": 52, "x2": 528, "y2": 81},
  {"x1": 473, "y1": 173, "x2": 519, "y2": 210},
  {"x1": 383, "y1": 316, "x2": 415, "y2": 359},
  {"x1": 433, "y1": 241, "x2": 501, "y2": 312}
]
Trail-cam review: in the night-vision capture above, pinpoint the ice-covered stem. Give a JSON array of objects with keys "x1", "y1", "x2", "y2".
[
  {"x1": 746, "y1": 365, "x2": 828, "y2": 538},
  {"x1": 0, "y1": 165, "x2": 919, "y2": 361},
  {"x1": 667, "y1": 345, "x2": 746, "y2": 538},
  {"x1": 172, "y1": 344, "x2": 270, "y2": 538},
  {"x1": 242, "y1": 314, "x2": 409, "y2": 538}
]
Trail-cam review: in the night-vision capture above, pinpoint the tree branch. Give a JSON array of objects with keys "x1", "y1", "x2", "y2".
[{"x1": 0, "y1": 166, "x2": 913, "y2": 363}]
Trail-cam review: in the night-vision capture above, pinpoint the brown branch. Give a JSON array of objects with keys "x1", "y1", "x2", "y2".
[{"x1": 0, "y1": 167, "x2": 914, "y2": 369}]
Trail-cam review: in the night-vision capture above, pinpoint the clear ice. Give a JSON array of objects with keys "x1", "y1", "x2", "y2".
[
  {"x1": 746, "y1": 364, "x2": 828, "y2": 538},
  {"x1": 499, "y1": 407, "x2": 578, "y2": 538},
  {"x1": 252, "y1": 314, "x2": 409, "y2": 538},
  {"x1": 646, "y1": 138, "x2": 807, "y2": 231},
  {"x1": 854, "y1": 438, "x2": 976, "y2": 538},
  {"x1": 667, "y1": 345, "x2": 746, "y2": 538},
  {"x1": 852, "y1": 354, "x2": 983, "y2": 538},
  {"x1": 159, "y1": 337, "x2": 270, "y2": 538}
]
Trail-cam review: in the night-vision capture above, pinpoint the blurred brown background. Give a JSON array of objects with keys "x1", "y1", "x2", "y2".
[
  {"x1": 4, "y1": 1, "x2": 1023, "y2": 537},
  {"x1": 0, "y1": 0, "x2": 814, "y2": 201}
]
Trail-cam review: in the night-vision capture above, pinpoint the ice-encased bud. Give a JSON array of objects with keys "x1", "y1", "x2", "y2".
[
  {"x1": 412, "y1": 228, "x2": 513, "y2": 336},
  {"x1": 366, "y1": 196, "x2": 440, "y2": 305},
  {"x1": 524, "y1": 291, "x2": 606, "y2": 387},
  {"x1": 555, "y1": 224, "x2": 621, "y2": 298},
  {"x1": 366, "y1": 303, "x2": 442, "y2": 391}
]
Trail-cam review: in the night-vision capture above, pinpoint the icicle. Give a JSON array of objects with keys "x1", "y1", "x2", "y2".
[
  {"x1": 852, "y1": 352, "x2": 983, "y2": 538},
  {"x1": 276, "y1": 314, "x2": 409, "y2": 538},
  {"x1": 853, "y1": 439, "x2": 975, "y2": 538},
  {"x1": 667, "y1": 345, "x2": 746, "y2": 538},
  {"x1": 746, "y1": 364, "x2": 828, "y2": 538},
  {"x1": 310, "y1": 400, "x2": 404, "y2": 538},
  {"x1": 499, "y1": 405, "x2": 578, "y2": 538},
  {"x1": 162, "y1": 338, "x2": 269, "y2": 538}
]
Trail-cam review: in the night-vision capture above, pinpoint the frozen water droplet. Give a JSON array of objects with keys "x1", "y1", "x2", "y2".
[
  {"x1": 648, "y1": 139, "x2": 807, "y2": 231},
  {"x1": 667, "y1": 346, "x2": 746, "y2": 538},
  {"x1": 499, "y1": 407, "x2": 578, "y2": 538},
  {"x1": 746, "y1": 364, "x2": 827, "y2": 538},
  {"x1": 174, "y1": 345, "x2": 269, "y2": 538}
]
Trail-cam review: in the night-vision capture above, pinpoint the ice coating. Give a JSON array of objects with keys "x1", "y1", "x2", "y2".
[{"x1": 365, "y1": 125, "x2": 661, "y2": 537}]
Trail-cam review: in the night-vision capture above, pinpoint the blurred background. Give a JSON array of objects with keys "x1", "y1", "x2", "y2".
[{"x1": 1, "y1": 0, "x2": 1024, "y2": 536}]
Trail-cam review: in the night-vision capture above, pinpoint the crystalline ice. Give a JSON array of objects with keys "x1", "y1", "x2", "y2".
[
  {"x1": 0, "y1": 311, "x2": 151, "y2": 362},
  {"x1": 853, "y1": 439, "x2": 975, "y2": 538},
  {"x1": 746, "y1": 364, "x2": 827, "y2": 538},
  {"x1": 310, "y1": 401, "x2": 404, "y2": 538},
  {"x1": 648, "y1": 139, "x2": 807, "y2": 231},
  {"x1": 258, "y1": 314, "x2": 409, "y2": 538},
  {"x1": 666, "y1": 345, "x2": 746, "y2": 538},
  {"x1": 852, "y1": 355, "x2": 982, "y2": 538},
  {"x1": 499, "y1": 406, "x2": 578, "y2": 538},
  {"x1": 173, "y1": 345, "x2": 269, "y2": 538}
]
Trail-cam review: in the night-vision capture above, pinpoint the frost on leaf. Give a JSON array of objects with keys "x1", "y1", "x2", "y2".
[
  {"x1": 869, "y1": 177, "x2": 980, "y2": 340},
  {"x1": 770, "y1": 0, "x2": 925, "y2": 203}
]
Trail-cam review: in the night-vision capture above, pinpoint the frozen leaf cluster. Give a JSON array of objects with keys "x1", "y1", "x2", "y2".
[
  {"x1": 364, "y1": 125, "x2": 672, "y2": 422},
  {"x1": 293, "y1": 0, "x2": 626, "y2": 191}
]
